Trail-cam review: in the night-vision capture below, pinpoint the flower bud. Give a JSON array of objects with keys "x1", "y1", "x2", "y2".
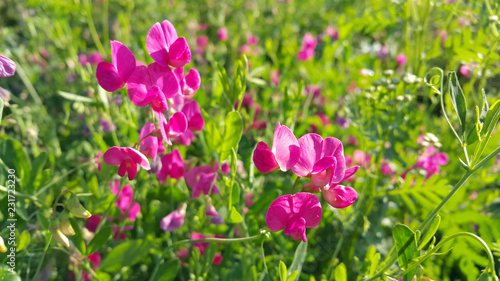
[
  {"x1": 59, "y1": 211, "x2": 75, "y2": 236},
  {"x1": 49, "y1": 218, "x2": 70, "y2": 247},
  {"x1": 66, "y1": 193, "x2": 92, "y2": 219},
  {"x1": 0, "y1": 236, "x2": 7, "y2": 253}
]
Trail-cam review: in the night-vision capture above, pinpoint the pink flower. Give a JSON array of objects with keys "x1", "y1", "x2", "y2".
[
  {"x1": 246, "y1": 34, "x2": 258, "y2": 45},
  {"x1": 146, "y1": 20, "x2": 191, "y2": 68},
  {"x1": 100, "y1": 118, "x2": 116, "y2": 132},
  {"x1": 292, "y1": 134, "x2": 346, "y2": 188},
  {"x1": 396, "y1": 53, "x2": 407, "y2": 66},
  {"x1": 139, "y1": 122, "x2": 165, "y2": 161},
  {"x1": 181, "y1": 100, "x2": 205, "y2": 131},
  {"x1": 160, "y1": 203, "x2": 187, "y2": 231},
  {"x1": 297, "y1": 48, "x2": 315, "y2": 61},
  {"x1": 347, "y1": 135, "x2": 358, "y2": 146},
  {"x1": 206, "y1": 201, "x2": 224, "y2": 225},
  {"x1": 157, "y1": 148, "x2": 185, "y2": 181},
  {"x1": 322, "y1": 184, "x2": 358, "y2": 208},
  {"x1": 110, "y1": 181, "x2": 141, "y2": 221},
  {"x1": 239, "y1": 44, "x2": 252, "y2": 55},
  {"x1": 270, "y1": 69, "x2": 280, "y2": 86},
  {"x1": 213, "y1": 253, "x2": 223, "y2": 265},
  {"x1": 297, "y1": 33, "x2": 317, "y2": 61},
  {"x1": 221, "y1": 162, "x2": 230, "y2": 175},
  {"x1": 266, "y1": 192, "x2": 322, "y2": 242},
  {"x1": 253, "y1": 123, "x2": 300, "y2": 173},
  {"x1": 217, "y1": 27, "x2": 228, "y2": 41},
  {"x1": 353, "y1": 149, "x2": 370, "y2": 168},
  {"x1": 245, "y1": 193, "x2": 254, "y2": 206},
  {"x1": 0, "y1": 55, "x2": 16, "y2": 78},
  {"x1": 186, "y1": 166, "x2": 220, "y2": 198},
  {"x1": 103, "y1": 146, "x2": 151, "y2": 180},
  {"x1": 174, "y1": 67, "x2": 201, "y2": 99},
  {"x1": 377, "y1": 45, "x2": 389, "y2": 61},
  {"x1": 324, "y1": 26, "x2": 339, "y2": 40},
  {"x1": 87, "y1": 52, "x2": 103, "y2": 65},
  {"x1": 335, "y1": 114, "x2": 350, "y2": 129},
  {"x1": 460, "y1": 64, "x2": 473, "y2": 78},
  {"x1": 197, "y1": 36, "x2": 208, "y2": 48},
  {"x1": 380, "y1": 162, "x2": 394, "y2": 176},
  {"x1": 96, "y1": 41, "x2": 136, "y2": 92},
  {"x1": 415, "y1": 145, "x2": 449, "y2": 179},
  {"x1": 81, "y1": 252, "x2": 101, "y2": 281}
]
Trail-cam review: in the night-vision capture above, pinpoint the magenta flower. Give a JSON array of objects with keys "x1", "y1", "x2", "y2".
[
  {"x1": 181, "y1": 100, "x2": 205, "y2": 131},
  {"x1": 139, "y1": 122, "x2": 165, "y2": 162},
  {"x1": 253, "y1": 123, "x2": 300, "y2": 173},
  {"x1": 186, "y1": 165, "x2": 220, "y2": 198},
  {"x1": 80, "y1": 252, "x2": 101, "y2": 281},
  {"x1": 246, "y1": 33, "x2": 258, "y2": 45},
  {"x1": 109, "y1": 182, "x2": 141, "y2": 222},
  {"x1": 103, "y1": 146, "x2": 151, "y2": 180},
  {"x1": 157, "y1": 148, "x2": 185, "y2": 182},
  {"x1": 197, "y1": 36, "x2": 208, "y2": 48},
  {"x1": 396, "y1": 53, "x2": 407, "y2": 66},
  {"x1": 206, "y1": 201, "x2": 224, "y2": 225},
  {"x1": 322, "y1": 184, "x2": 358, "y2": 209},
  {"x1": 415, "y1": 145, "x2": 449, "y2": 179},
  {"x1": 292, "y1": 134, "x2": 346, "y2": 188},
  {"x1": 0, "y1": 55, "x2": 16, "y2": 78},
  {"x1": 174, "y1": 67, "x2": 201, "y2": 99},
  {"x1": 160, "y1": 203, "x2": 187, "y2": 231},
  {"x1": 460, "y1": 64, "x2": 473, "y2": 78},
  {"x1": 217, "y1": 27, "x2": 228, "y2": 41},
  {"x1": 324, "y1": 26, "x2": 339, "y2": 40},
  {"x1": 297, "y1": 33, "x2": 317, "y2": 61},
  {"x1": 266, "y1": 193, "x2": 322, "y2": 242},
  {"x1": 96, "y1": 41, "x2": 136, "y2": 92},
  {"x1": 160, "y1": 111, "x2": 188, "y2": 145},
  {"x1": 146, "y1": 20, "x2": 191, "y2": 68}
]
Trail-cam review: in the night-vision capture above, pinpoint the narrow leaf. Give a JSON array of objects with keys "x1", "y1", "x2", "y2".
[
  {"x1": 220, "y1": 111, "x2": 243, "y2": 161},
  {"x1": 392, "y1": 224, "x2": 418, "y2": 281},
  {"x1": 279, "y1": 261, "x2": 288, "y2": 281},
  {"x1": 448, "y1": 72, "x2": 467, "y2": 140},
  {"x1": 58, "y1": 91, "x2": 95, "y2": 103},
  {"x1": 288, "y1": 241, "x2": 307, "y2": 281},
  {"x1": 334, "y1": 263, "x2": 347, "y2": 281},
  {"x1": 86, "y1": 226, "x2": 112, "y2": 255},
  {"x1": 418, "y1": 214, "x2": 441, "y2": 250}
]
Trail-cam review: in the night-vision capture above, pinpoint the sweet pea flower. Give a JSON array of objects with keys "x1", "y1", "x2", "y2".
[
  {"x1": 415, "y1": 145, "x2": 449, "y2": 179},
  {"x1": 160, "y1": 203, "x2": 187, "y2": 231},
  {"x1": 460, "y1": 64, "x2": 473, "y2": 78},
  {"x1": 253, "y1": 123, "x2": 300, "y2": 173},
  {"x1": 85, "y1": 215, "x2": 133, "y2": 240},
  {"x1": 186, "y1": 165, "x2": 220, "y2": 198},
  {"x1": 139, "y1": 122, "x2": 165, "y2": 161},
  {"x1": 80, "y1": 252, "x2": 101, "y2": 281},
  {"x1": 103, "y1": 146, "x2": 151, "y2": 180},
  {"x1": 157, "y1": 148, "x2": 185, "y2": 181},
  {"x1": 0, "y1": 55, "x2": 16, "y2": 78},
  {"x1": 174, "y1": 67, "x2": 201, "y2": 99},
  {"x1": 324, "y1": 26, "x2": 339, "y2": 40},
  {"x1": 292, "y1": 134, "x2": 346, "y2": 188},
  {"x1": 322, "y1": 184, "x2": 358, "y2": 208},
  {"x1": 217, "y1": 27, "x2": 228, "y2": 41},
  {"x1": 109, "y1": 181, "x2": 141, "y2": 221},
  {"x1": 197, "y1": 36, "x2": 208, "y2": 48},
  {"x1": 96, "y1": 41, "x2": 136, "y2": 92},
  {"x1": 266, "y1": 192, "x2": 322, "y2": 242},
  {"x1": 181, "y1": 100, "x2": 205, "y2": 131},
  {"x1": 146, "y1": 20, "x2": 191, "y2": 68},
  {"x1": 247, "y1": 33, "x2": 258, "y2": 45},
  {"x1": 396, "y1": 53, "x2": 407, "y2": 66},
  {"x1": 206, "y1": 200, "x2": 224, "y2": 225}
]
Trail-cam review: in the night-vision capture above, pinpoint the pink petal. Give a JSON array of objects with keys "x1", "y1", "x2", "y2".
[
  {"x1": 139, "y1": 122, "x2": 159, "y2": 161},
  {"x1": 323, "y1": 185, "x2": 358, "y2": 208},
  {"x1": 111, "y1": 41, "x2": 136, "y2": 82},
  {"x1": 159, "y1": 20, "x2": 178, "y2": 47},
  {"x1": 182, "y1": 101, "x2": 204, "y2": 131},
  {"x1": 149, "y1": 62, "x2": 180, "y2": 98},
  {"x1": 168, "y1": 112, "x2": 188, "y2": 135},
  {"x1": 186, "y1": 166, "x2": 216, "y2": 188},
  {"x1": 292, "y1": 133, "x2": 323, "y2": 177},
  {"x1": 118, "y1": 161, "x2": 128, "y2": 177},
  {"x1": 126, "y1": 65, "x2": 150, "y2": 105},
  {"x1": 185, "y1": 68, "x2": 201, "y2": 91},
  {"x1": 146, "y1": 23, "x2": 170, "y2": 67},
  {"x1": 311, "y1": 166, "x2": 333, "y2": 187},
  {"x1": 312, "y1": 156, "x2": 336, "y2": 174},
  {"x1": 0, "y1": 55, "x2": 16, "y2": 78},
  {"x1": 341, "y1": 166, "x2": 359, "y2": 182},
  {"x1": 128, "y1": 202, "x2": 141, "y2": 222},
  {"x1": 284, "y1": 216, "x2": 307, "y2": 242},
  {"x1": 266, "y1": 195, "x2": 293, "y2": 232},
  {"x1": 116, "y1": 185, "x2": 133, "y2": 212},
  {"x1": 168, "y1": 37, "x2": 191, "y2": 68},
  {"x1": 109, "y1": 180, "x2": 120, "y2": 195},
  {"x1": 266, "y1": 193, "x2": 322, "y2": 233},
  {"x1": 127, "y1": 162, "x2": 138, "y2": 180},
  {"x1": 96, "y1": 62, "x2": 124, "y2": 92},
  {"x1": 123, "y1": 147, "x2": 151, "y2": 170},
  {"x1": 322, "y1": 137, "x2": 345, "y2": 183},
  {"x1": 103, "y1": 146, "x2": 127, "y2": 166},
  {"x1": 272, "y1": 123, "x2": 301, "y2": 172},
  {"x1": 253, "y1": 142, "x2": 279, "y2": 173},
  {"x1": 192, "y1": 172, "x2": 217, "y2": 198},
  {"x1": 157, "y1": 148, "x2": 185, "y2": 182}
]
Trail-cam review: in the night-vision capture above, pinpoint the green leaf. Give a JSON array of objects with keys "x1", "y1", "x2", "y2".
[
  {"x1": 288, "y1": 241, "x2": 307, "y2": 281},
  {"x1": 231, "y1": 181, "x2": 240, "y2": 206},
  {"x1": 87, "y1": 175, "x2": 99, "y2": 198},
  {"x1": 0, "y1": 97, "x2": 4, "y2": 122},
  {"x1": 86, "y1": 226, "x2": 112, "y2": 255},
  {"x1": 17, "y1": 230, "x2": 30, "y2": 252},
  {"x1": 448, "y1": 72, "x2": 467, "y2": 140},
  {"x1": 227, "y1": 206, "x2": 242, "y2": 224},
  {"x1": 392, "y1": 224, "x2": 418, "y2": 281},
  {"x1": 0, "y1": 136, "x2": 31, "y2": 184},
  {"x1": 100, "y1": 239, "x2": 152, "y2": 271},
  {"x1": 220, "y1": 111, "x2": 243, "y2": 161},
  {"x1": 205, "y1": 121, "x2": 222, "y2": 156},
  {"x1": 37, "y1": 212, "x2": 49, "y2": 230},
  {"x1": 480, "y1": 89, "x2": 489, "y2": 123},
  {"x1": 58, "y1": 90, "x2": 95, "y2": 103},
  {"x1": 279, "y1": 261, "x2": 288, "y2": 281},
  {"x1": 369, "y1": 253, "x2": 380, "y2": 276},
  {"x1": 27, "y1": 152, "x2": 47, "y2": 191},
  {"x1": 287, "y1": 271, "x2": 299, "y2": 281},
  {"x1": 97, "y1": 85, "x2": 109, "y2": 109},
  {"x1": 153, "y1": 259, "x2": 180, "y2": 281},
  {"x1": 418, "y1": 214, "x2": 441, "y2": 250},
  {"x1": 334, "y1": 263, "x2": 347, "y2": 281},
  {"x1": 217, "y1": 63, "x2": 233, "y2": 108}
]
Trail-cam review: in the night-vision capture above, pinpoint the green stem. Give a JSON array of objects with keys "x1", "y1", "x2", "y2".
[
  {"x1": 290, "y1": 176, "x2": 301, "y2": 194},
  {"x1": 31, "y1": 236, "x2": 52, "y2": 281},
  {"x1": 365, "y1": 169, "x2": 475, "y2": 281},
  {"x1": 84, "y1": 0, "x2": 107, "y2": 57}
]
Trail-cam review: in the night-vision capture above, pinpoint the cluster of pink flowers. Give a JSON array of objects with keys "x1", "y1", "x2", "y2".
[
  {"x1": 297, "y1": 33, "x2": 317, "y2": 61},
  {"x1": 253, "y1": 123, "x2": 359, "y2": 241}
]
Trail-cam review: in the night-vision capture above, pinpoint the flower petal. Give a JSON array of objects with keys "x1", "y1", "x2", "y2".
[
  {"x1": 168, "y1": 112, "x2": 188, "y2": 136},
  {"x1": 292, "y1": 133, "x2": 323, "y2": 177},
  {"x1": 323, "y1": 185, "x2": 357, "y2": 208},
  {"x1": 123, "y1": 147, "x2": 151, "y2": 170},
  {"x1": 0, "y1": 55, "x2": 16, "y2": 78},
  {"x1": 272, "y1": 123, "x2": 301, "y2": 172},
  {"x1": 253, "y1": 142, "x2": 279, "y2": 173},
  {"x1": 111, "y1": 41, "x2": 136, "y2": 82},
  {"x1": 185, "y1": 68, "x2": 201, "y2": 91},
  {"x1": 96, "y1": 62, "x2": 124, "y2": 92},
  {"x1": 126, "y1": 65, "x2": 150, "y2": 105},
  {"x1": 168, "y1": 37, "x2": 191, "y2": 68},
  {"x1": 103, "y1": 146, "x2": 126, "y2": 166},
  {"x1": 149, "y1": 62, "x2": 180, "y2": 98},
  {"x1": 146, "y1": 22, "x2": 169, "y2": 66}
]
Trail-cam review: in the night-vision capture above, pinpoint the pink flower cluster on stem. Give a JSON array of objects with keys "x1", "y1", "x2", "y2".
[{"x1": 253, "y1": 123, "x2": 360, "y2": 241}]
